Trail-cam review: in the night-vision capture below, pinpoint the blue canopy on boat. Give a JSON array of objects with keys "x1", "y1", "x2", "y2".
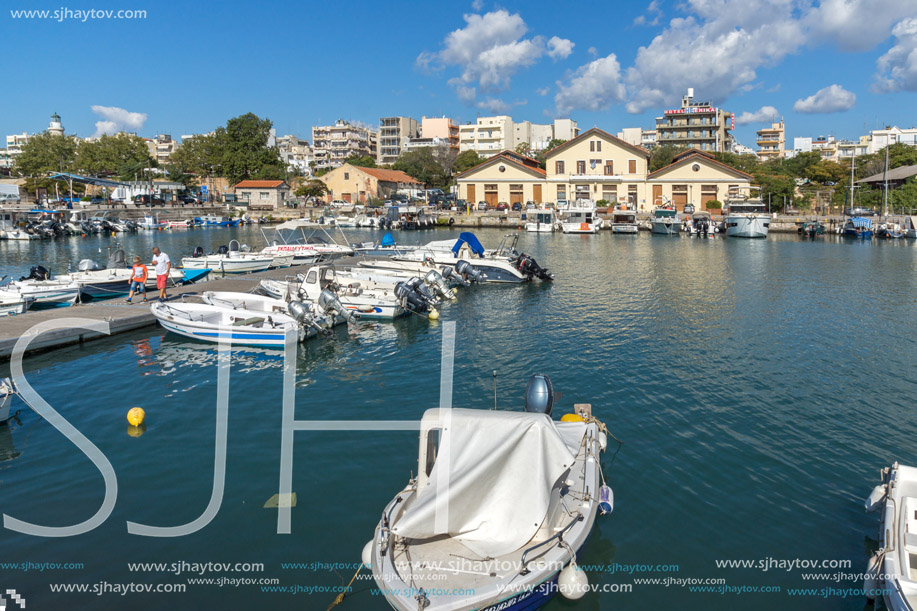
[
  {"x1": 849, "y1": 217, "x2": 872, "y2": 228},
  {"x1": 452, "y1": 232, "x2": 485, "y2": 257},
  {"x1": 380, "y1": 232, "x2": 395, "y2": 247}
]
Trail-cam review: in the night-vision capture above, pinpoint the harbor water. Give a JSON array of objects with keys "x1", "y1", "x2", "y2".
[{"x1": 1, "y1": 227, "x2": 916, "y2": 610}]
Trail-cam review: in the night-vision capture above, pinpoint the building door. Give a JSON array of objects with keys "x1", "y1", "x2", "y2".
[
  {"x1": 533, "y1": 184, "x2": 542, "y2": 203},
  {"x1": 509, "y1": 184, "x2": 523, "y2": 206},
  {"x1": 652, "y1": 184, "x2": 663, "y2": 207},
  {"x1": 485, "y1": 192, "x2": 498, "y2": 207},
  {"x1": 700, "y1": 185, "x2": 717, "y2": 211},
  {"x1": 467, "y1": 184, "x2": 475, "y2": 203},
  {"x1": 342, "y1": 193, "x2": 352, "y2": 203}
]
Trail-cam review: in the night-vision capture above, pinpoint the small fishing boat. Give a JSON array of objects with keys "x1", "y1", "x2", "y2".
[
  {"x1": 650, "y1": 201, "x2": 680, "y2": 235},
  {"x1": 865, "y1": 463, "x2": 917, "y2": 609},
  {"x1": 151, "y1": 301, "x2": 314, "y2": 347},
  {"x1": 367, "y1": 375, "x2": 613, "y2": 611},
  {"x1": 610, "y1": 205, "x2": 638, "y2": 234},
  {"x1": 56, "y1": 248, "x2": 186, "y2": 300},
  {"x1": 0, "y1": 273, "x2": 80, "y2": 307},
  {"x1": 684, "y1": 211, "x2": 717, "y2": 237},
  {"x1": 167, "y1": 219, "x2": 194, "y2": 229},
  {"x1": 525, "y1": 208, "x2": 556, "y2": 233},
  {"x1": 201, "y1": 291, "x2": 346, "y2": 335},
  {"x1": 843, "y1": 217, "x2": 873, "y2": 239},
  {"x1": 876, "y1": 222, "x2": 906, "y2": 239},
  {"x1": 0, "y1": 379, "x2": 18, "y2": 423},
  {"x1": 0, "y1": 292, "x2": 33, "y2": 316},
  {"x1": 138, "y1": 215, "x2": 168, "y2": 230},
  {"x1": 559, "y1": 199, "x2": 601, "y2": 234},
  {"x1": 351, "y1": 232, "x2": 419, "y2": 257},
  {"x1": 200, "y1": 214, "x2": 239, "y2": 227},
  {"x1": 797, "y1": 220, "x2": 825, "y2": 238},
  {"x1": 181, "y1": 246, "x2": 273, "y2": 274}
]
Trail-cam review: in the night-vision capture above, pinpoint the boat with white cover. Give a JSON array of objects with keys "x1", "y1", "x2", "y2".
[
  {"x1": 351, "y1": 232, "x2": 419, "y2": 257},
  {"x1": 559, "y1": 199, "x2": 601, "y2": 234},
  {"x1": 865, "y1": 463, "x2": 917, "y2": 609},
  {"x1": 368, "y1": 375, "x2": 613, "y2": 611}
]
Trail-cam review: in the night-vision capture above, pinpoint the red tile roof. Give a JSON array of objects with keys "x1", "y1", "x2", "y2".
[
  {"x1": 233, "y1": 180, "x2": 288, "y2": 188},
  {"x1": 647, "y1": 152, "x2": 754, "y2": 180},
  {"x1": 351, "y1": 166, "x2": 421, "y2": 184},
  {"x1": 455, "y1": 151, "x2": 546, "y2": 179}
]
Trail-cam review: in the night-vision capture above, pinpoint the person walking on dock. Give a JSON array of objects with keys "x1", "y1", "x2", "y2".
[
  {"x1": 126, "y1": 256, "x2": 148, "y2": 303},
  {"x1": 151, "y1": 247, "x2": 171, "y2": 302}
]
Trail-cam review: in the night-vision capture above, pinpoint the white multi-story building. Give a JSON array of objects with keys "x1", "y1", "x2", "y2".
[
  {"x1": 460, "y1": 116, "x2": 580, "y2": 154},
  {"x1": 312, "y1": 120, "x2": 377, "y2": 171},
  {"x1": 146, "y1": 134, "x2": 178, "y2": 165},
  {"x1": 514, "y1": 121, "x2": 554, "y2": 152},
  {"x1": 276, "y1": 134, "x2": 313, "y2": 175},
  {"x1": 377, "y1": 117, "x2": 420, "y2": 164}
]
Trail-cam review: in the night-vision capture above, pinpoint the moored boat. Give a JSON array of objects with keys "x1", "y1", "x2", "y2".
[
  {"x1": 724, "y1": 188, "x2": 770, "y2": 238},
  {"x1": 525, "y1": 208, "x2": 556, "y2": 233},
  {"x1": 610, "y1": 205, "x2": 638, "y2": 234},
  {"x1": 151, "y1": 301, "x2": 311, "y2": 347},
  {"x1": 650, "y1": 201, "x2": 680, "y2": 235},
  {"x1": 865, "y1": 463, "x2": 917, "y2": 609},
  {"x1": 842, "y1": 217, "x2": 873, "y2": 239},
  {"x1": 559, "y1": 199, "x2": 601, "y2": 234}
]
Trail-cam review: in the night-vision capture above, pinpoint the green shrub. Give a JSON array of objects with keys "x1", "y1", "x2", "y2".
[{"x1": 705, "y1": 200, "x2": 722, "y2": 210}]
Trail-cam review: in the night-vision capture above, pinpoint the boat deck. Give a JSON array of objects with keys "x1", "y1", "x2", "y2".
[{"x1": 0, "y1": 263, "x2": 335, "y2": 361}]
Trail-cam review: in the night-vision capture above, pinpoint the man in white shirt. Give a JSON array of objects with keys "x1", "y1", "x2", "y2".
[{"x1": 151, "y1": 247, "x2": 171, "y2": 302}]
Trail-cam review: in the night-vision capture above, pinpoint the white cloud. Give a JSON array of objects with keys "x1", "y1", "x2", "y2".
[
  {"x1": 417, "y1": 10, "x2": 570, "y2": 107},
  {"x1": 873, "y1": 18, "x2": 917, "y2": 92},
  {"x1": 536, "y1": 86, "x2": 550, "y2": 96},
  {"x1": 546, "y1": 36, "x2": 574, "y2": 60},
  {"x1": 793, "y1": 84, "x2": 856, "y2": 113},
  {"x1": 735, "y1": 105, "x2": 779, "y2": 125},
  {"x1": 634, "y1": 0, "x2": 663, "y2": 26},
  {"x1": 587, "y1": 46, "x2": 597, "y2": 57},
  {"x1": 554, "y1": 54, "x2": 626, "y2": 115},
  {"x1": 806, "y1": 0, "x2": 917, "y2": 52},
  {"x1": 623, "y1": 0, "x2": 804, "y2": 114},
  {"x1": 91, "y1": 105, "x2": 147, "y2": 137},
  {"x1": 471, "y1": 0, "x2": 484, "y2": 10}
]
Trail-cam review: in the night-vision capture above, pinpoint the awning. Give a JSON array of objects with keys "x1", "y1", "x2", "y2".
[
  {"x1": 47, "y1": 173, "x2": 128, "y2": 188},
  {"x1": 849, "y1": 217, "x2": 872, "y2": 228},
  {"x1": 452, "y1": 232, "x2": 485, "y2": 257}
]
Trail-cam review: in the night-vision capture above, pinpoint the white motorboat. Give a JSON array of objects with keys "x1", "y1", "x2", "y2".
[
  {"x1": 559, "y1": 199, "x2": 601, "y2": 233},
  {"x1": 724, "y1": 188, "x2": 770, "y2": 238},
  {"x1": 683, "y1": 211, "x2": 717, "y2": 237},
  {"x1": 297, "y1": 266, "x2": 410, "y2": 319},
  {"x1": 368, "y1": 376, "x2": 612, "y2": 611},
  {"x1": 181, "y1": 249, "x2": 273, "y2": 274},
  {"x1": 260, "y1": 222, "x2": 354, "y2": 265},
  {"x1": 525, "y1": 208, "x2": 556, "y2": 233},
  {"x1": 650, "y1": 200, "x2": 680, "y2": 235},
  {"x1": 610, "y1": 205, "x2": 638, "y2": 234},
  {"x1": 865, "y1": 463, "x2": 917, "y2": 609},
  {"x1": 0, "y1": 292, "x2": 33, "y2": 316},
  {"x1": 0, "y1": 275, "x2": 80, "y2": 307},
  {"x1": 351, "y1": 232, "x2": 419, "y2": 257},
  {"x1": 4, "y1": 228, "x2": 38, "y2": 241},
  {"x1": 138, "y1": 215, "x2": 168, "y2": 230},
  {"x1": 151, "y1": 301, "x2": 313, "y2": 347},
  {"x1": 57, "y1": 249, "x2": 185, "y2": 299},
  {"x1": 904, "y1": 216, "x2": 917, "y2": 239},
  {"x1": 201, "y1": 291, "x2": 344, "y2": 335},
  {"x1": 0, "y1": 379, "x2": 17, "y2": 423}
]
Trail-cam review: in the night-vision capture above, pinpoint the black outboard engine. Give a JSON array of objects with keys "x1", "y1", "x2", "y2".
[
  {"x1": 20, "y1": 265, "x2": 51, "y2": 281},
  {"x1": 217, "y1": 245, "x2": 229, "y2": 255},
  {"x1": 394, "y1": 281, "x2": 432, "y2": 314},
  {"x1": 454, "y1": 260, "x2": 484, "y2": 283},
  {"x1": 406, "y1": 276, "x2": 438, "y2": 307},
  {"x1": 514, "y1": 253, "x2": 553, "y2": 281},
  {"x1": 192, "y1": 246, "x2": 204, "y2": 258},
  {"x1": 441, "y1": 266, "x2": 470, "y2": 288},
  {"x1": 318, "y1": 289, "x2": 359, "y2": 324},
  {"x1": 524, "y1": 374, "x2": 555, "y2": 415},
  {"x1": 80, "y1": 221, "x2": 93, "y2": 234}
]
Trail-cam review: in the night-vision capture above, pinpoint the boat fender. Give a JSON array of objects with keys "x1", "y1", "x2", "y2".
[
  {"x1": 864, "y1": 553, "x2": 881, "y2": 600},
  {"x1": 560, "y1": 413, "x2": 585, "y2": 423},
  {"x1": 865, "y1": 485, "x2": 887, "y2": 512},
  {"x1": 558, "y1": 563, "x2": 589, "y2": 600},
  {"x1": 449, "y1": 217, "x2": 455, "y2": 226},
  {"x1": 598, "y1": 431, "x2": 607, "y2": 451},
  {"x1": 598, "y1": 485, "x2": 614, "y2": 515},
  {"x1": 361, "y1": 540, "x2": 373, "y2": 569}
]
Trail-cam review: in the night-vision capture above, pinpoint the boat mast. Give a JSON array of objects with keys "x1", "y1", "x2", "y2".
[
  {"x1": 848, "y1": 150, "x2": 855, "y2": 216},
  {"x1": 883, "y1": 143, "x2": 889, "y2": 217}
]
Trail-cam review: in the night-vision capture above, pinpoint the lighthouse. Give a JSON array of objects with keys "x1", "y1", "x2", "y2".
[{"x1": 48, "y1": 112, "x2": 64, "y2": 136}]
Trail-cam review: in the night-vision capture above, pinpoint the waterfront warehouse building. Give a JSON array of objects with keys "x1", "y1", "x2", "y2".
[{"x1": 320, "y1": 163, "x2": 420, "y2": 203}]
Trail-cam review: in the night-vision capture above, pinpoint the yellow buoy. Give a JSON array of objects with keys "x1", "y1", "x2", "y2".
[
  {"x1": 428, "y1": 309, "x2": 440, "y2": 320},
  {"x1": 560, "y1": 413, "x2": 585, "y2": 423},
  {"x1": 127, "y1": 407, "x2": 145, "y2": 427}
]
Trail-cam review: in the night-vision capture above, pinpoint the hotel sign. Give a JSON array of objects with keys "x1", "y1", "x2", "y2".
[{"x1": 665, "y1": 107, "x2": 718, "y2": 115}]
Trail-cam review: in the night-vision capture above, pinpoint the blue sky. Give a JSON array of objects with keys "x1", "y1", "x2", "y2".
[{"x1": 3, "y1": 0, "x2": 916, "y2": 149}]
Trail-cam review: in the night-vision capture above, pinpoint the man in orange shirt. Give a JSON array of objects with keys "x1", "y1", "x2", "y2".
[{"x1": 126, "y1": 256, "x2": 148, "y2": 303}]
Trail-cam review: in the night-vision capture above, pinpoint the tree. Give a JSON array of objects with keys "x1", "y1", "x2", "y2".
[
  {"x1": 453, "y1": 150, "x2": 483, "y2": 174},
  {"x1": 217, "y1": 113, "x2": 285, "y2": 185},
  {"x1": 809, "y1": 160, "x2": 847, "y2": 184},
  {"x1": 888, "y1": 143, "x2": 917, "y2": 169},
  {"x1": 168, "y1": 132, "x2": 224, "y2": 178},
  {"x1": 515, "y1": 142, "x2": 531, "y2": 156},
  {"x1": 649, "y1": 144, "x2": 688, "y2": 172},
  {"x1": 345, "y1": 154, "x2": 376, "y2": 168},
  {"x1": 77, "y1": 133, "x2": 154, "y2": 179},
  {"x1": 295, "y1": 180, "x2": 328, "y2": 198},
  {"x1": 13, "y1": 132, "x2": 78, "y2": 176},
  {"x1": 393, "y1": 149, "x2": 448, "y2": 189},
  {"x1": 535, "y1": 138, "x2": 567, "y2": 169}
]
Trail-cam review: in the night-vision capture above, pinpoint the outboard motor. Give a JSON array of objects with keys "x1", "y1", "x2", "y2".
[
  {"x1": 424, "y1": 269, "x2": 456, "y2": 300},
  {"x1": 454, "y1": 260, "x2": 484, "y2": 283},
  {"x1": 524, "y1": 374, "x2": 555, "y2": 415},
  {"x1": 108, "y1": 248, "x2": 127, "y2": 269},
  {"x1": 441, "y1": 266, "x2": 470, "y2": 288},
  {"x1": 407, "y1": 276, "x2": 438, "y2": 306},
  {"x1": 192, "y1": 246, "x2": 204, "y2": 258},
  {"x1": 514, "y1": 253, "x2": 553, "y2": 281},
  {"x1": 318, "y1": 288, "x2": 359, "y2": 324},
  {"x1": 77, "y1": 259, "x2": 102, "y2": 272},
  {"x1": 80, "y1": 221, "x2": 94, "y2": 234},
  {"x1": 394, "y1": 281, "x2": 432, "y2": 314},
  {"x1": 20, "y1": 265, "x2": 51, "y2": 281},
  {"x1": 287, "y1": 300, "x2": 331, "y2": 336},
  {"x1": 217, "y1": 245, "x2": 229, "y2": 255}
]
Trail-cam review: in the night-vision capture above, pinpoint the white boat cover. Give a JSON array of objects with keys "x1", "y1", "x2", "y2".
[{"x1": 391, "y1": 409, "x2": 579, "y2": 558}]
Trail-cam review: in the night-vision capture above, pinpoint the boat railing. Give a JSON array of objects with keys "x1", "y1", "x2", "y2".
[{"x1": 519, "y1": 511, "x2": 583, "y2": 574}]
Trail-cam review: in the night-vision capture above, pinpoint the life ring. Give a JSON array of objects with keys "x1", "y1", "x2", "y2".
[{"x1": 449, "y1": 217, "x2": 455, "y2": 226}]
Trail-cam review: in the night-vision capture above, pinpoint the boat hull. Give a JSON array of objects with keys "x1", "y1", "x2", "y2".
[
  {"x1": 560, "y1": 222, "x2": 600, "y2": 234},
  {"x1": 843, "y1": 229, "x2": 874, "y2": 239},
  {"x1": 525, "y1": 223, "x2": 554, "y2": 233},
  {"x1": 651, "y1": 220, "x2": 679, "y2": 235},
  {"x1": 181, "y1": 257, "x2": 272, "y2": 274},
  {"x1": 725, "y1": 215, "x2": 770, "y2": 238},
  {"x1": 611, "y1": 224, "x2": 639, "y2": 234}
]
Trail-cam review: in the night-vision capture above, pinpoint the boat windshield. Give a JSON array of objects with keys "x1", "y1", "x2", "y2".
[
  {"x1": 654, "y1": 209, "x2": 677, "y2": 218},
  {"x1": 728, "y1": 202, "x2": 767, "y2": 214}
]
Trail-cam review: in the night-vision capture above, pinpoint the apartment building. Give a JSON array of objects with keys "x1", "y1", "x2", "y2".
[
  {"x1": 420, "y1": 117, "x2": 459, "y2": 150},
  {"x1": 617, "y1": 127, "x2": 657, "y2": 150},
  {"x1": 756, "y1": 120, "x2": 785, "y2": 160},
  {"x1": 276, "y1": 134, "x2": 313, "y2": 175},
  {"x1": 514, "y1": 121, "x2": 554, "y2": 152},
  {"x1": 459, "y1": 116, "x2": 515, "y2": 154},
  {"x1": 655, "y1": 89, "x2": 734, "y2": 152},
  {"x1": 377, "y1": 117, "x2": 420, "y2": 164},
  {"x1": 312, "y1": 120, "x2": 377, "y2": 171},
  {"x1": 146, "y1": 134, "x2": 178, "y2": 165}
]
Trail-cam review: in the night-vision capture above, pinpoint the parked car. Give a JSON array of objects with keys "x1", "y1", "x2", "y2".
[
  {"x1": 477, "y1": 201, "x2": 487, "y2": 211},
  {"x1": 845, "y1": 207, "x2": 878, "y2": 216},
  {"x1": 824, "y1": 181, "x2": 837, "y2": 186},
  {"x1": 179, "y1": 195, "x2": 201, "y2": 205},
  {"x1": 89, "y1": 196, "x2": 106, "y2": 205},
  {"x1": 330, "y1": 199, "x2": 348, "y2": 207},
  {"x1": 684, "y1": 203, "x2": 695, "y2": 215},
  {"x1": 511, "y1": 202, "x2": 522, "y2": 212},
  {"x1": 496, "y1": 202, "x2": 508, "y2": 212},
  {"x1": 134, "y1": 194, "x2": 164, "y2": 206}
]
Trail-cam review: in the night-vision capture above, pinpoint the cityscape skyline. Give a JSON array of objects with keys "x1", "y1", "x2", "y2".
[{"x1": 3, "y1": 0, "x2": 916, "y2": 147}]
